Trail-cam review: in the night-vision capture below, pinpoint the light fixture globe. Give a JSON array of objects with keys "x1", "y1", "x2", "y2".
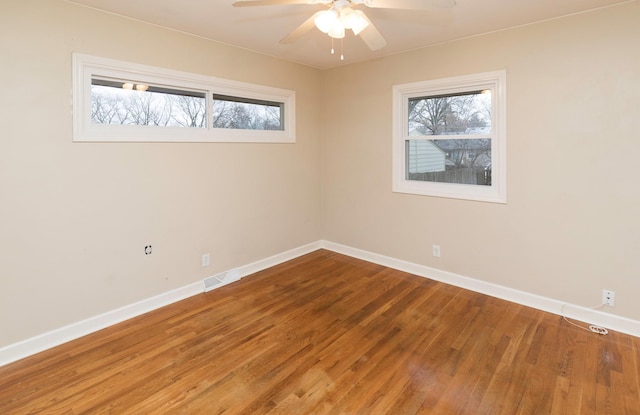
[
  {"x1": 340, "y1": 7, "x2": 356, "y2": 29},
  {"x1": 344, "y1": 9, "x2": 369, "y2": 35},
  {"x1": 328, "y1": 19, "x2": 345, "y2": 38},
  {"x1": 314, "y1": 9, "x2": 337, "y2": 33}
]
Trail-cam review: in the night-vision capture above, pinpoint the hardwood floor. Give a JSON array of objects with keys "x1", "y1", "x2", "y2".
[{"x1": 1, "y1": 249, "x2": 639, "y2": 414}]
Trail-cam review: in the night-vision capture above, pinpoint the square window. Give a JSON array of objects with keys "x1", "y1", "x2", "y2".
[{"x1": 393, "y1": 71, "x2": 506, "y2": 203}]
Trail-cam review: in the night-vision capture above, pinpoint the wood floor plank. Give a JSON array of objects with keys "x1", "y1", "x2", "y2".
[{"x1": 1, "y1": 249, "x2": 639, "y2": 414}]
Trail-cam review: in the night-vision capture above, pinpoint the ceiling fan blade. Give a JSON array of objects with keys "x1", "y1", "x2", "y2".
[
  {"x1": 280, "y1": 11, "x2": 323, "y2": 44},
  {"x1": 358, "y1": 14, "x2": 387, "y2": 51},
  {"x1": 365, "y1": 0, "x2": 455, "y2": 10},
  {"x1": 233, "y1": 0, "x2": 312, "y2": 7}
]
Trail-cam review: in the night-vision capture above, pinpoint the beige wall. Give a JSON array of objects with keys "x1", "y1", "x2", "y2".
[
  {"x1": 1, "y1": 0, "x2": 638, "y2": 350},
  {"x1": 0, "y1": 0, "x2": 322, "y2": 347},
  {"x1": 321, "y1": 2, "x2": 640, "y2": 320}
]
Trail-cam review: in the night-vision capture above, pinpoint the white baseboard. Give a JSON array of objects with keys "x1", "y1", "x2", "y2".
[
  {"x1": 0, "y1": 281, "x2": 203, "y2": 367},
  {"x1": 0, "y1": 241, "x2": 323, "y2": 367},
  {"x1": 2, "y1": 239, "x2": 636, "y2": 367},
  {"x1": 235, "y1": 241, "x2": 323, "y2": 278},
  {"x1": 320, "y1": 240, "x2": 640, "y2": 338}
]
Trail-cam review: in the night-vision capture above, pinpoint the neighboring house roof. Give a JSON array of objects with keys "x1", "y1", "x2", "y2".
[
  {"x1": 432, "y1": 140, "x2": 490, "y2": 151},
  {"x1": 432, "y1": 137, "x2": 492, "y2": 169},
  {"x1": 408, "y1": 126, "x2": 492, "y2": 168}
]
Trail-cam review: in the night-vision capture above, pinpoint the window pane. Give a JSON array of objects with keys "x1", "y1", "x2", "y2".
[
  {"x1": 91, "y1": 78, "x2": 206, "y2": 128},
  {"x1": 406, "y1": 139, "x2": 492, "y2": 185},
  {"x1": 408, "y1": 91, "x2": 491, "y2": 136},
  {"x1": 212, "y1": 94, "x2": 284, "y2": 131}
]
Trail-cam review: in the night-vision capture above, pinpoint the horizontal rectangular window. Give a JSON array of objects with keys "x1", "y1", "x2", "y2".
[
  {"x1": 393, "y1": 71, "x2": 506, "y2": 203},
  {"x1": 73, "y1": 54, "x2": 295, "y2": 143}
]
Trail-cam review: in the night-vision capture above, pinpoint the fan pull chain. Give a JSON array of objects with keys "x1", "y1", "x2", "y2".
[{"x1": 328, "y1": 37, "x2": 345, "y2": 61}]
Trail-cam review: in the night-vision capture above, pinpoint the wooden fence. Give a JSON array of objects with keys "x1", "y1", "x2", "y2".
[{"x1": 408, "y1": 167, "x2": 491, "y2": 186}]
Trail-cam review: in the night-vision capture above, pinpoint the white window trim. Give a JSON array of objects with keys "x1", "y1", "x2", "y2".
[
  {"x1": 392, "y1": 70, "x2": 507, "y2": 203},
  {"x1": 72, "y1": 53, "x2": 295, "y2": 143}
]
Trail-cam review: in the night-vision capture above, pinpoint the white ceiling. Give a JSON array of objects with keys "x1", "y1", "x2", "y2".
[{"x1": 66, "y1": 0, "x2": 630, "y2": 69}]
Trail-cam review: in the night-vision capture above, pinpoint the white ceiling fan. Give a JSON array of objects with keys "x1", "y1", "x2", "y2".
[{"x1": 232, "y1": 0, "x2": 456, "y2": 58}]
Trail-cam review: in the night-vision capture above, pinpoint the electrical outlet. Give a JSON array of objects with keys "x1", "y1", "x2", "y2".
[
  {"x1": 602, "y1": 289, "x2": 615, "y2": 307},
  {"x1": 202, "y1": 253, "x2": 211, "y2": 268},
  {"x1": 432, "y1": 244, "x2": 441, "y2": 258}
]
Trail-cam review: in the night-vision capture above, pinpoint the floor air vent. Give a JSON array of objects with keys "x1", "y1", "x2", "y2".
[{"x1": 204, "y1": 268, "x2": 241, "y2": 292}]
